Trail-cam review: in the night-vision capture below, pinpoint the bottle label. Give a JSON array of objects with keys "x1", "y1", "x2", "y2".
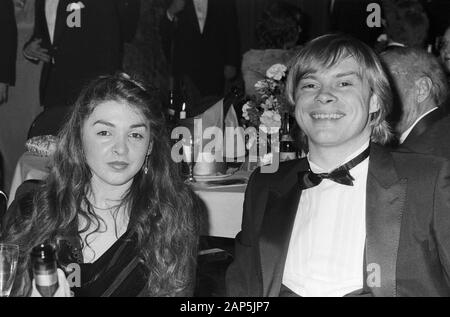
[
  {"x1": 35, "y1": 272, "x2": 58, "y2": 287},
  {"x1": 281, "y1": 135, "x2": 294, "y2": 142},
  {"x1": 280, "y1": 152, "x2": 297, "y2": 161}
]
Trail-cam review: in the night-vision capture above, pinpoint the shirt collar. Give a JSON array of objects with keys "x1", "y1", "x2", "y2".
[
  {"x1": 308, "y1": 140, "x2": 370, "y2": 173},
  {"x1": 399, "y1": 107, "x2": 438, "y2": 144}
]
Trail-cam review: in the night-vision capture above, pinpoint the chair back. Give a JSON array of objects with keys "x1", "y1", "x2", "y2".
[{"x1": 27, "y1": 107, "x2": 71, "y2": 139}]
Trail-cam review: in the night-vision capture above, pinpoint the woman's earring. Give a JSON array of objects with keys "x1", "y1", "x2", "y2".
[{"x1": 144, "y1": 155, "x2": 149, "y2": 175}]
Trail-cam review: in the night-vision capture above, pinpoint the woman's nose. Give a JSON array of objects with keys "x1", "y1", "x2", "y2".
[{"x1": 112, "y1": 137, "x2": 129, "y2": 156}]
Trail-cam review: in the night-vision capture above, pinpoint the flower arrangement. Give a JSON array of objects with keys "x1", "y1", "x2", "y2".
[
  {"x1": 241, "y1": 63, "x2": 291, "y2": 133},
  {"x1": 241, "y1": 63, "x2": 293, "y2": 165}
]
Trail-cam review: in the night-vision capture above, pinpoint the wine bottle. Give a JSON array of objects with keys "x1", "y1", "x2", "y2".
[
  {"x1": 279, "y1": 113, "x2": 297, "y2": 162},
  {"x1": 167, "y1": 77, "x2": 178, "y2": 128},
  {"x1": 31, "y1": 244, "x2": 59, "y2": 297}
]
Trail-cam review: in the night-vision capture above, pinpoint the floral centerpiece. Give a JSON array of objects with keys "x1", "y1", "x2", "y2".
[{"x1": 241, "y1": 63, "x2": 291, "y2": 164}]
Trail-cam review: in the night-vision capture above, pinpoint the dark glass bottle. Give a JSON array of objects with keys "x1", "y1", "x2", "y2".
[
  {"x1": 279, "y1": 113, "x2": 297, "y2": 162},
  {"x1": 167, "y1": 78, "x2": 178, "y2": 129},
  {"x1": 31, "y1": 244, "x2": 59, "y2": 297}
]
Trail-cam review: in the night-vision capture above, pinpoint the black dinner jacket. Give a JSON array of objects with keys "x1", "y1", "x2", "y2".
[
  {"x1": 0, "y1": 0, "x2": 17, "y2": 85},
  {"x1": 29, "y1": 0, "x2": 139, "y2": 108},
  {"x1": 226, "y1": 143, "x2": 450, "y2": 296},
  {"x1": 160, "y1": 0, "x2": 240, "y2": 112},
  {"x1": 401, "y1": 108, "x2": 450, "y2": 161}
]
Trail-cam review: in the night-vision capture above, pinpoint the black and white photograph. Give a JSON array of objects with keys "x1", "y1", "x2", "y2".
[{"x1": 1, "y1": 0, "x2": 450, "y2": 301}]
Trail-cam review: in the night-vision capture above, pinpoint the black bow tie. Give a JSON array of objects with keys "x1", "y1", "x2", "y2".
[{"x1": 298, "y1": 147, "x2": 370, "y2": 190}]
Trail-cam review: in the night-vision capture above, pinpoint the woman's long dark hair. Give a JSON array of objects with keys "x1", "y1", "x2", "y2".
[{"x1": 2, "y1": 73, "x2": 200, "y2": 296}]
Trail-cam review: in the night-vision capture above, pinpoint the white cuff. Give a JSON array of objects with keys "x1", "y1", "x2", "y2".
[{"x1": 166, "y1": 10, "x2": 175, "y2": 21}]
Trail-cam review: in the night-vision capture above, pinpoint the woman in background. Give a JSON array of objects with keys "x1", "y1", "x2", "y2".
[
  {"x1": 1, "y1": 73, "x2": 201, "y2": 297},
  {"x1": 241, "y1": 1, "x2": 305, "y2": 97}
]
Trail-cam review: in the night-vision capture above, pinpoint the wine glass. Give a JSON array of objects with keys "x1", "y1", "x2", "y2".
[{"x1": 0, "y1": 243, "x2": 19, "y2": 297}]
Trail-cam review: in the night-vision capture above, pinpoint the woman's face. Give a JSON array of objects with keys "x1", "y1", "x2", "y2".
[{"x1": 81, "y1": 100, "x2": 151, "y2": 191}]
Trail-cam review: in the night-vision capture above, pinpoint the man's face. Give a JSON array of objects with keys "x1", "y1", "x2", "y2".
[
  {"x1": 294, "y1": 57, "x2": 379, "y2": 154},
  {"x1": 440, "y1": 28, "x2": 450, "y2": 74},
  {"x1": 383, "y1": 57, "x2": 419, "y2": 134}
]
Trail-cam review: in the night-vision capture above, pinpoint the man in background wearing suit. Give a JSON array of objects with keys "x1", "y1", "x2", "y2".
[
  {"x1": 0, "y1": 0, "x2": 17, "y2": 106},
  {"x1": 226, "y1": 34, "x2": 450, "y2": 297},
  {"x1": 23, "y1": 0, "x2": 139, "y2": 136},
  {"x1": 0, "y1": 0, "x2": 17, "y2": 192},
  {"x1": 381, "y1": 47, "x2": 450, "y2": 159},
  {"x1": 160, "y1": 0, "x2": 240, "y2": 117}
]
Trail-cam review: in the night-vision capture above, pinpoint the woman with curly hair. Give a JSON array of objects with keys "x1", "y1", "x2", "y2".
[{"x1": 1, "y1": 73, "x2": 201, "y2": 297}]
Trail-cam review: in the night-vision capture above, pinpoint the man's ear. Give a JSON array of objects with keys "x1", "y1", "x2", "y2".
[
  {"x1": 369, "y1": 94, "x2": 380, "y2": 114},
  {"x1": 415, "y1": 76, "x2": 432, "y2": 103}
]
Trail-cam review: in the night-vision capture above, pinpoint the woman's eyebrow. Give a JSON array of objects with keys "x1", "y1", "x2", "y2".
[{"x1": 93, "y1": 120, "x2": 114, "y2": 127}]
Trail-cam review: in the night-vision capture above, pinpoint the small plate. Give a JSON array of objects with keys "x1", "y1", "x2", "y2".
[{"x1": 194, "y1": 172, "x2": 234, "y2": 181}]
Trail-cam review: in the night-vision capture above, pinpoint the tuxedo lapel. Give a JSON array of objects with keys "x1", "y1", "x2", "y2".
[
  {"x1": 365, "y1": 144, "x2": 406, "y2": 297},
  {"x1": 258, "y1": 159, "x2": 308, "y2": 297},
  {"x1": 186, "y1": 0, "x2": 202, "y2": 35},
  {"x1": 53, "y1": 0, "x2": 70, "y2": 45},
  {"x1": 35, "y1": 0, "x2": 51, "y2": 45}
]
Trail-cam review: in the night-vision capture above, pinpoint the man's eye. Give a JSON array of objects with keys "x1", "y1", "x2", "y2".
[
  {"x1": 301, "y1": 83, "x2": 317, "y2": 89},
  {"x1": 339, "y1": 81, "x2": 352, "y2": 87},
  {"x1": 97, "y1": 131, "x2": 110, "y2": 136}
]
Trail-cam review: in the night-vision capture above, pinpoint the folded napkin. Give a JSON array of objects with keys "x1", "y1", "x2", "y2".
[{"x1": 25, "y1": 135, "x2": 58, "y2": 157}]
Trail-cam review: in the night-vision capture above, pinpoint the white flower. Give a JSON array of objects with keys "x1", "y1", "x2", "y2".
[
  {"x1": 266, "y1": 64, "x2": 287, "y2": 81},
  {"x1": 260, "y1": 110, "x2": 281, "y2": 132},
  {"x1": 67, "y1": 1, "x2": 85, "y2": 11},
  {"x1": 263, "y1": 96, "x2": 279, "y2": 110},
  {"x1": 254, "y1": 80, "x2": 269, "y2": 93},
  {"x1": 242, "y1": 102, "x2": 251, "y2": 120}
]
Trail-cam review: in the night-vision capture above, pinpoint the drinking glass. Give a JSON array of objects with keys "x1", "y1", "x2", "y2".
[{"x1": 0, "y1": 243, "x2": 19, "y2": 297}]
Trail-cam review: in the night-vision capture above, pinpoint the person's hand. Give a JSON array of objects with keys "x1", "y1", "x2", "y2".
[
  {"x1": 23, "y1": 38, "x2": 51, "y2": 63},
  {"x1": 0, "y1": 83, "x2": 8, "y2": 105},
  {"x1": 168, "y1": 0, "x2": 185, "y2": 17},
  {"x1": 30, "y1": 269, "x2": 72, "y2": 297},
  {"x1": 224, "y1": 65, "x2": 237, "y2": 80}
]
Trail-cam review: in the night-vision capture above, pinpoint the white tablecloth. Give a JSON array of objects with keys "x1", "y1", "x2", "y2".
[
  {"x1": 8, "y1": 152, "x2": 50, "y2": 207},
  {"x1": 8, "y1": 152, "x2": 246, "y2": 238}
]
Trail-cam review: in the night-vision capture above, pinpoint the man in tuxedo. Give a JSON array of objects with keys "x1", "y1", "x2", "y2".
[
  {"x1": 0, "y1": 0, "x2": 17, "y2": 191},
  {"x1": 375, "y1": 0, "x2": 430, "y2": 53},
  {"x1": 226, "y1": 34, "x2": 450, "y2": 297},
  {"x1": 23, "y1": 0, "x2": 139, "y2": 136},
  {"x1": 381, "y1": 47, "x2": 450, "y2": 159},
  {"x1": 0, "y1": 0, "x2": 17, "y2": 105},
  {"x1": 160, "y1": 0, "x2": 240, "y2": 117}
]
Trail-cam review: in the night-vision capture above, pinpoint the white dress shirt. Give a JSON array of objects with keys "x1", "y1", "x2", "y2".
[
  {"x1": 167, "y1": 0, "x2": 208, "y2": 34},
  {"x1": 193, "y1": 0, "x2": 208, "y2": 34},
  {"x1": 283, "y1": 141, "x2": 370, "y2": 297},
  {"x1": 45, "y1": 0, "x2": 59, "y2": 43},
  {"x1": 399, "y1": 107, "x2": 438, "y2": 144}
]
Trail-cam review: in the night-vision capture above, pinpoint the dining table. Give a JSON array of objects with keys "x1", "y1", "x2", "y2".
[{"x1": 8, "y1": 152, "x2": 249, "y2": 239}]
